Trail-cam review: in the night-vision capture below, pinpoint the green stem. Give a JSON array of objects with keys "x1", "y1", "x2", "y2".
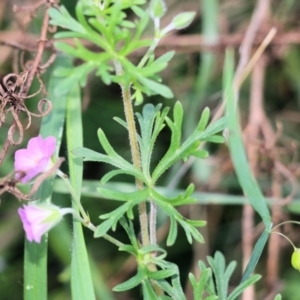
[
  {"x1": 57, "y1": 170, "x2": 123, "y2": 248},
  {"x1": 116, "y1": 66, "x2": 164, "y2": 295},
  {"x1": 136, "y1": 37, "x2": 161, "y2": 247},
  {"x1": 271, "y1": 231, "x2": 296, "y2": 250},
  {"x1": 120, "y1": 80, "x2": 150, "y2": 246},
  {"x1": 271, "y1": 220, "x2": 300, "y2": 232},
  {"x1": 149, "y1": 201, "x2": 157, "y2": 245},
  {"x1": 138, "y1": 38, "x2": 159, "y2": 69},
  {"x1": 113, "y1": 61, "x2": 150, "y2": 246},
  {"x1": 57, "y1": 170, "x2": 89, "y2": 221}
]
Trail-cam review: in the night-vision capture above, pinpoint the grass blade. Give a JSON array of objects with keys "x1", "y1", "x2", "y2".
[
  {"x1": 241, "y1": 230, "x2": 270, "y2": 283},
  {"x1": 66, "y1": 83, "x2": 96, "y2": 299},
  {"x1": 24, "y1": 55, "x2": 70, "y2": 300},
  {"x1": 223, "y1": 49, "x2": 271, "y2": 227}
]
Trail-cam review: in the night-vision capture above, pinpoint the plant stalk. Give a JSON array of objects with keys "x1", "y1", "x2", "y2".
[
  {"x1": 115, "y1": 62, "x2": 163, "y2": 296},
  {"x1": 120, "y1": 84, "x2": 150, "y2": 246}
]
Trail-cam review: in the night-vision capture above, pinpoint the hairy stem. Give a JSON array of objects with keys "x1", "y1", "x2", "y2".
[
  {"x1": 121, "y1": 84, "x2": 150, "y2": 246},
  {"x1": 149, "y1": 201, "x2": 157, "y2": 245},
  {"x1": 114, "y1": 62, "x2": 163, "y2": 295},
  {"x1": 113, "y1": 60, "x2": 150, "y2": 246}
]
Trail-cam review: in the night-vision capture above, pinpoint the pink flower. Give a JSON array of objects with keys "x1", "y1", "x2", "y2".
[
  {"x1": 18, "y1": 204, "x2": 71, "y2": 243},
  {"x1": 14, "y1": 135, "x2": 56, "y2": 183}
]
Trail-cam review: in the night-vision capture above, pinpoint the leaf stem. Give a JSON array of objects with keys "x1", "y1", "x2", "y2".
[
  {"x1": 138, "y1": 38, "x2": 159, "y2": 69},
  {"x1": 271, "y1": 231, "x2": 296, "y2": 250},
  {"x1": 271, "y1": 220, "x2": 300, "y2": 232},
  {"x1": 57, "y1": 169, "x2": 89, "y2": 221},
  {"x1": 57, "y1": 170, "x2": 123, "y2": 248}
]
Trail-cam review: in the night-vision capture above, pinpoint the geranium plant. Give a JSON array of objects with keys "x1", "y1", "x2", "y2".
[{"x1": 1, "y1": 0, "x2": 299, "y2": 299}]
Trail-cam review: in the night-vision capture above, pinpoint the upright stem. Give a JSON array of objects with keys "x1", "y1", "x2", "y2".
[
  {"x1": 118, "y1": 71, "x2": 150, "y2": 247},
  {"x1": 115, "y1": 62, "x2": 165, "y2": 296}
]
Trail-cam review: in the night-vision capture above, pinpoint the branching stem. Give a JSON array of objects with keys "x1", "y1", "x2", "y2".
[{"x1": 57, "y1": 170, "x2": 123, "y2": 248}]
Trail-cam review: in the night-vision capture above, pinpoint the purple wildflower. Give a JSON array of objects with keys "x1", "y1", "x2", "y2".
[
  {"x1": 18, "y1": 204, "x2": 63, "y2": 243},
  {"x1": 14, "y1": 135, "x2": 56, "y2": 183}
]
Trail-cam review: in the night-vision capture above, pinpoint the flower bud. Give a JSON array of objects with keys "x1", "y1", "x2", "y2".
[
  {"x1": 18, "y1": 204, "x2": 72, "y2": 243},
  {"x1": 150, "y1": 0, "x2": 166, "y2": 19},
  {"x1": 171, "y1": 12, "x2": 196, "y2": 30},
  {"x1": 291, "y1": 248, "x2": 300, "y2": 271}
]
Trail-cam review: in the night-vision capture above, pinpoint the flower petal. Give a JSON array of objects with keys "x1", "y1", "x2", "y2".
[
  {"x1": 18, "y1": 204, "x2": 63, "y2": 243},
  {"x1": 14, "y1": 135, "x2": 56, "y2": 183}
]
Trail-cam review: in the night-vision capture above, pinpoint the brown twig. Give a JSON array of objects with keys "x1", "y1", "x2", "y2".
[
  {"x1": 0, "y1": 157, "x2": 64, "y2": 201},
  {"x1": 21, "y1": 4, "x2": 50, "y2": 97},
  {"x1": 0, "y1": 1, "x2": 56, "y2": 166},
  {"x1": 234, "y1": 0, "x2": 270, "y2": 86},
  {"x1": 242, "y1": 56, "x2": 268, "y2": 300}
]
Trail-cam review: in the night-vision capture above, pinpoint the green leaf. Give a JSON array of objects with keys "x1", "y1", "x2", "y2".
[
  {"x1": 72, "y1": 146, "x2": 145, "y2": 182},
  {"x1": 227, "y1": 274, "x2": 261, "y2": 300},
  {"x1": 100, "y1": 169, "x2": 131, "y2": 184},
  {"x1": 24, "y1": 55, "x2": 70, "y2": 300},
  {"x1": 136, "y1": 103, "x2": 165, "y2": 178},
  {"x1": 180, "y1": 221, "x2": 204, "y2": 244},
  {"x1": 113, "y1": 268, "x2": 146, "y2": 292},
  {"x1": 137, "y1": 76, "x2": 174, "y2": 98},
  {"x1": 152, "y1": 102, "x2": 226, "y2": 182},
  {"x1": 202, "y1": 135, "x2": 225, "y2": 143},
  {"x1": 142, "y1": 280, "x2": 158, "y2": 299},
  {"x1": 205, "y1": 296, "x2": 219, "y2": 300},
  {"x1": 224, "y1": 49, "x2": 271, "y2": 227},
  {"x1": 155, "y1": 264, "x2": 186, "y2": 300},
  {"x1": 118, "y1": 244, "x2": 138, "y2": 256},
  {"x1": 97, "y1": 186, "x2": 150, "y2": 202},
  {"x1": 189, "y1": 267, "x2": 213, "y2": 300},
  {"x1": 66, "y1": 82, "x2": 96, "y2": 299},
  {"x1": 241, "y1": 229, "x2": 270, "y2": 283},
  {"x1": 196, "y1": 268, "x2": 213, "y2": 299},
  {"x1": 184, "y1": 219, "x2": 206, "y2": 227},
  {"x1": 196, "y1": 107, "x2": 210, "y2": 132},
  {"x1": 148, "y1": 269, "x2": 177, "y2": 280},
  {"x1": 139, "y1": 51, "x2": 175, "y2": 77},
  {"x1": 94, "y1": 218, "x2": 115, "y2": 238},
  {"x1": 54, "y1": 40, "x2": 105, "y2": 61},
  {"x1": 207, "y1": 251, "x2": 234, "y2": 299},
  {"x1": 152, "y1": 102, "x2": 183, "y2": 181},
  {"x1": 154, "y1": 195, "x2": 203, "y2": 245},
  {"x1": 167, "y1": 215, "x2": 178, "y2": 246},
  {"x1": 198, "y1": 261, "x2": 216, "y2": 296},
  {"x1": 95, "y1": 197, "x2": 146, "y2": 237},
  {"x1": 201, "y1": 116, "x2": 226, "y2": 137},
  {"x1": 191, "y1": 149, "x2": 209, "y2": 158},
  {"x1": 113, "y1": 117, "x2": 128, "y2": 129},
  {"x1": 119, "y1": 217, "x2": 139, "y2": 249},
  {"x1": 49, "y1": 6, "x2": 86, "y2": 34}
]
